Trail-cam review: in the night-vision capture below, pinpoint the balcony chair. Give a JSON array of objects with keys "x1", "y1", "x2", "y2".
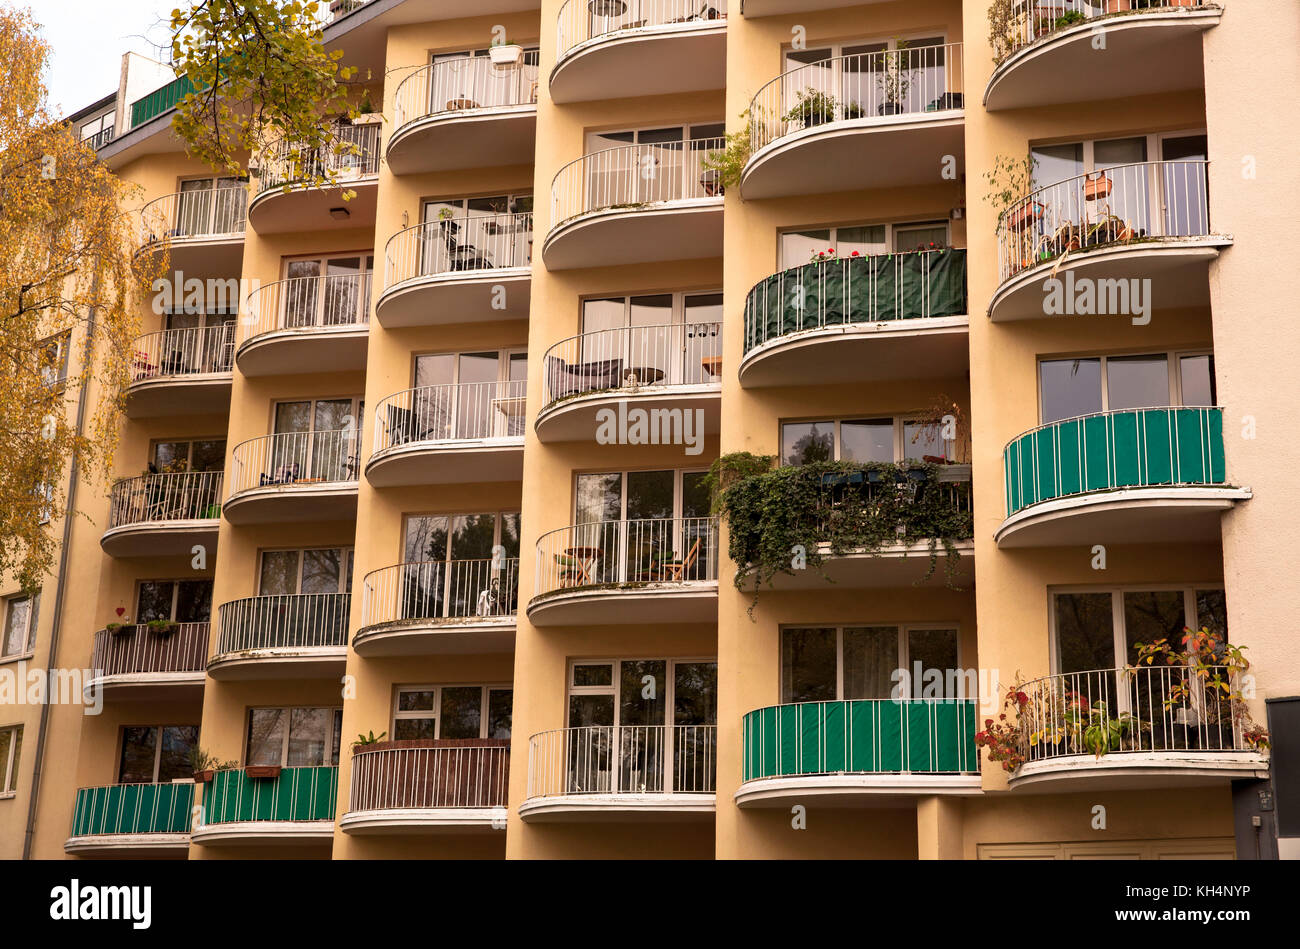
[
  {"x1": 545, "y1": 354, "x2": 625, "y2": 400},
  {"x1": 259, "y1": 462, "x2": 300, "y2": 487},
  {"x1": 661, "y1": 538, "x2": 701, "y2": 582}
]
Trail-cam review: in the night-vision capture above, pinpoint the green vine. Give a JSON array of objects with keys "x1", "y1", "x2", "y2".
[
  {"x1": 702, "y1": 110, "x2": 754, "y2": 192},
  {"x1": 709, "y1": 453, "x2": 973, "y2": 614}
]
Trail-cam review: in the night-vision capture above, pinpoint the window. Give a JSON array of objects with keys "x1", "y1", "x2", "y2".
[
  {"x1": 149, "y1": 438, "x2": 226, "y2": 473},
  {"x1": 247, "y1": 707, "x2": 343, "y2": 767},
  {"x1": 281, "y1": 253, "x2": 374, "y2": 328},
  {"x1": 393, "y1": 685, "x2": 513, "y2": 740},
  {"x1": 0, "y1": 725, "x2": 21, "y2": 795},
  {"x1": 583, "y1": 124, "x2": 726, "y2": 204},
  {"x1": 780, "y1": 416, "x2": 956, "y2": 466},
  {"x1": 419, "y1": 193, "x2": 534, "y2": 273},
  {"x1": 80, "y1": 110, "x2": 114, "y2": 148},
  {"x1": 1052, "y1": 586, "x2": 1226, "y2": 675},
  {"x1": 271, "y1": 397, "x2": 364, "y2": 482},
  {"x1": 1038, "y1": 351, "x2": 1215, "y2": 425},
  {"x1": 401, "y1": 512, "x2": 520, "y2": 618},
  {"x1": 782, "y1": 35, "x2": 949, "y2": 118},
  {"x1": 117, "y1": 725, "x2": 199, "y2": 784},
  {"x1": 779, "y1": 220, "x2": 950, "y2": 267},
  {"x1": 38, "y1": 332, "x2": 70, "y2": 387},
  {"x1": 158, "y1": 311, "x2": 236, "y2": 373},
  {"x1": 135, "y1": 580, "x2": 212, "y2": 624},
  {"x1": 578, "y1": 292, "x2": 723, "y2": 386},
  {"x1": 781, "y1": 625, "x2": 962, "y2": 702},
  {"x1": 428, "y1": 46, "x2": 540, "y2": 108},
  {"x1": 258, "y1": 548, "x2": 353, "y2": 596},
  {"x1": 408, "y1": 350, "x2": 527, "y2": 440},
  {"x1": 176, "y1": 176, "x2": 247, "y2": 236},
  {"x1": 36, "y1": 482, "x2": 54, "y2": 526},
  {"x1": 2, "y1": 593, "x2": 39, "y2": 660}
]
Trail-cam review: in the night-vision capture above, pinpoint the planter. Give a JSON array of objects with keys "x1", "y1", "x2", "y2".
[
  {"x1": 1006, "y1": 201, "x2": 1044, "y2": 232},
  {"x1": 878, "y1": 102, "x2": 905, "y2": 116},
  {"x1": 1084, "y1": 173, "x2": 1113, "y2": 200},
  {"x1": 193, "y1": 769, "x2": 214, "y2": 784},
  {"x1": 350, "y1": 112, "x2": 383, "y2": 125},
  {"x1": 147, "y1": 621, "x2": 179, "y2": 638},
  {"x1": 245, "y1": 765, "x2": 282, "y2": 780},
  {"x1": 105, "y1": 623, "x2": 134, "y2": 637}
]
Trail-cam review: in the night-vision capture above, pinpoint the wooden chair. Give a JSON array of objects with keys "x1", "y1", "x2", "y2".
[{"x1": 661, "y1": 539, "x2": 701, "y2": 582}]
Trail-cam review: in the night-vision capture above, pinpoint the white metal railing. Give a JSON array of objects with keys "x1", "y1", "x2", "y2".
[
  {"x1": 215, "y1": 593, "x2": 350, "y2": 655},
  {"x1": 750, "y1": 43, "x2": 964, "y2": 155},
  {"x1": 228, "y1": 430, "x2": 361, "y2": 497},
  {"x1": 556, "y1": 0, "x2": 726, "y2": 61},
  {"x1": 527, "y1": 725, "x2": 717, "y2": 798},
  {"x1": 384, "y1": 212, "x2": 533, "y2": 291},
  {"x1": 542, "y1": 321, "x2": 722, "y2": 409},
  {"x1": 373, "y1": 380, "x2": 526, "y2": 454},
  {"x1": 92, "y1": 623, "x2": 209, "y2": 678},
  {"x1": 997, "y1": 159, "x2": 1210, "y2": 282},
  {"x1": 108, "y1": 471, "x2": 224, "y2": 527},
  {"x1": 239, "y1": 271, "x2": 372, "y2": 345},
  {"x1": 360, "y1": 559, "x2": 520, "y2": 628},
  {"x1": 1000, "y1": 0, "x2": 1210, "y2": 60},
  {"x1": 393, "y1": 56, "x2": 539, "y2": 132},
  {"x1": 131, "y1": 325, "x2": 235, "y2": 381},
  {"x1": 349, "y1": 743, "x2": 510, "y2": 810},
  {"x1": 257, "y1": 120, "x2": 381, "y2": 194},
  {"x1": 551, "y1": 137, "x2": 726, "y2": 228},
  {"x1": 534, "y1": 517, "x2": 718, "y2": 597},
  {"x1": 138, "y1": 187, "x2": 247, "y2": 250},
  {"x1": 1018, "y1": 665, "x2": 1246, "y2": 764}
]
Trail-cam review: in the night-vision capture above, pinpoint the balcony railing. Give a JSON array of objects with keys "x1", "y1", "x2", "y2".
[
  {"x1": 257, "y1": 120, "x2": 381, "y2": 195},
  {"x1": 526, "y1": 725, "x2": 717, "y2": 798},
  {"x1": 139, "y1": 187, "x2": 247, "y2": 250},
  {"x1": 202, "y1": 767, "x2": 338, "y2": 824},
  {"x1": 130, "y1": 74, "x2": 196, "y2": 128},
  {"x1": 998, "y1": 0, "x2": 1211, "y2": 61},
  {"x1": 84, "y1": 126, "x2": 115, "y2": 151},
  {"x1": 92, "y1": 623, "x2": 209, "y2": 679},
  {"x1": 360, "y1": 559, "x2": 520, "y2": 629},
  {"x1": 240, "y1": 271, "x2": 372, "y2": 346},
  {"x1": 542, "y1": 321, "x2": 722, "y2": 409},
  {"x1": 215, "y1": 593, "x2": 350, "y2": 655},
  {"x1": 743, "y1": 249, "x2": 967, "y2": 355},
  {"x1": 71, "y1": 783, "x2": 194, "y2": 837},
  {"x1": 1003, "y1": 406, "x2": 1225, "y2": 518},
  {"x1": 131, "y1": 325, "x2": 235, "y2": 382},
  {"x1": 393, "y1": 57, "x2": 539, "y2": 132},
  {"x1": 108, "y1": 471, "x2": 224, "y2": 528},
  {"x1": 229, "y1": 430, "x2": 361, "y2": 497},
  {"x1": 373, "y1": 381, "x2": 526, "y2": 456},
  {"x1": 742, "y1": 699, "x2": 979, "y2": 781},
  {"x1": 749, "y1": 43, "x2": 964, "y2": 155},
  {"x1": 556, "y1": 0, "x2": 726, "y2": 61},
  {"x1": 535, "y1": 517, "x2": 718, "y2": 597},
  {"x1": 1017, "y1": 665, "x2": 1246, "y2": 764},
  {"x1": 349, "y1": 741, "x2": 510, "y2": 811},
  {"x1": 551, "y1": 137, "x2": 726, "y2": 228},
  {"x1": 384, "y1": 212, "x2": 533, "y2": 291},
  {"x1": 997, "y1": 160, "x2": 1211, "y2": 282}
]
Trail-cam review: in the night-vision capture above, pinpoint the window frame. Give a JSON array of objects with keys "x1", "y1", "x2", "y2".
[
  {"x1": 391, "y1": 683, "x2": 514, "y2": 740},
  {"x1": 116, "y1": 724, "x2": 200, "y2": 785},
  {"x1": 777, "y1": 219, "x2": 951, "y2": 268},
  {"x1": 571, "y1": 468, "x2": 712, "y2": 523},
  {"x1": 38, "y1": 331, "x2": 71, "y2": 388},
  {"x1": 779, "y1": 623, "x2": 965, "y2": 703},
  {"x1": 400, "y1": 511, "x2": 521, "y2": 562},
  {"x1": 410, "y1": 348, "x2": 528, "y2": 389},
  {"x1": 1036, "y1": 348, "x2": 1215, "y2": 425},
  {"x1": 778, "y1": 415, "x2": 957, "y2": 466},
  {"x1": 148, "y1": 436, "x2": 228, "y2": 472},
  {"x1": 245, "y1": 705, "x2": 344, "y2": 768},
  {"x1": 1, "y1": 592, "x2": 39, "y2": 661},
  {"x1": 134, "y1": 578, "x2": 213, "y2": 625},
  {"x1": 0, "y1": 724, "x2": 21, "y2": 796},
  {"x1": 256, "y1": 547, "x2": 354, "y2": 596},
  {"x1": 565, "y1": 657, "x2": 718, "y2": 729}
]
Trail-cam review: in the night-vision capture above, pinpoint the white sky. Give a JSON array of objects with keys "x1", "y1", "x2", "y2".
[{"x1": 25, "y1": 0, "x2": 179, "y2": 116}]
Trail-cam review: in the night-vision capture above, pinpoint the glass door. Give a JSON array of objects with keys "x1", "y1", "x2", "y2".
[
  {"x1": 673, "y1": 661, "x2": 717, "y2": 792},
  {"x1": 1161, "y1": 134, "x2": 1209, "y2": 236},
  {"x1": 312, "y1": 398, "x2": 358, "y2": 480},
  {"x1": 177, "y1": 178, "x2": 213, "y2": 237}
]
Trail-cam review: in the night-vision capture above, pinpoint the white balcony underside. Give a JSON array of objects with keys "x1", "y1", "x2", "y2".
[
  {"x1": 387, "y1": 106, "x2": 536, "y2": 175},
  {"x1": 542, "y1": 201, "x2": 722, "y2": 270},
  {"x1": 235, "y1": 327, "x2": 369, "y2": 376},
  {"x1": 222, "y1": 484, "x2": 358, "y2": 525},
  {"x1": 735, "y1": 773, "x2": 983, "y2": 808},
  {"x1": 340, "y1": 808, "x2": 504, "y2": 835},
  {"x1": 352, "y1": 618, "x2": 516, "y2": 656},
  {"x1": 1010, "y1": 751, "x2": 1269, "y2": 792},
  {"x1": 535, "y1": 385, "x2": 720, "y2": 443},
  {"x1": 63, "y1": 833, "x2": 191, "y2": 857},
  {"x1": 247, "y1": 178, "x2": 378, "y2": 234},
  {"x1": 550, "y1": 24, "x2": 726, "y2": 103},
  {"x1": 84, "y1": 671, "x2": 206, "y2": 703},
  {"x1": 527, "y1": 581, "x2": 718, "y2": 627},
  {"x1": 376, "y1": 270, "x2": 531, "y2": 328},
  {"x1": 746, "y1": 540, "x2": 975, "y2": 591},
  {"x1": 190, "y1": 820, "x2": 335, "y2": 846},
  {"x1": 518, "y1": 793, "x2": 716, "y2": 822},
  {"x1": 126, "y1": 374, "x2": 232, "y2": 418},
  {"x1": 206, "y1": 646, "x2": 348, "y2": 681},
  {"x1": 366, "y1": 440, "x2": 524, "y2": 487},
  {"x1": 100, "y1": 520, "x2": 219, "y2": 558},
  {"x1": 140, "y1": 235, "x2": 244, "y2": 283}
]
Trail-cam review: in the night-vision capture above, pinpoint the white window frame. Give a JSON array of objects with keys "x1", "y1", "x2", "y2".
[
  {"x1": 38, "y1": 331, "x2": 70, "y2": 387},
  {"x1": 278, "y1": 252, "x2": 375, "y2": 327},
  {"x1": 392, "y1": 684, "x2": 514, "y2": 740},
  {"x1": 572, "y1": 468, "x2": 711, "y2": 523},
  {"x1": 0, "y1": 724, "x2": 21, "y2": 796},
  {"x1": 1036, "y1": 349, "x2": 1215, "y2": 424},
  {"x1": 257, "y1": 547, "x2": 354, "y2": 596},
  {"x1": 780, "y1": 624, "x2": 965, "y2": 702},
  {"x1": 778, "y1": 416, "x2": 956, "y2": 465},
  {"x1": 565, "y1": 657, "x2": 718, "y2": 729},
  {"x1": 246, "y1": 706, "x2": 343, "y2": 767},
  {"x1": 134, "y1": 578, "x2": 213, "y2": 624},
  {"x1": 1, "y1": 593, "x2": 39, "y2": 661},
  {"x1": 411, "y1": 349, "x2": 528, "y2": 388},
  {"x1": 117, "y1": 724, "x2": 199, "y2": 784},
  {"x1": 777, "y1": 220, "x2": 952, "y2": 268},
  {"x1": 401, "y1": 511, "x2": 520, "y2": 561}
]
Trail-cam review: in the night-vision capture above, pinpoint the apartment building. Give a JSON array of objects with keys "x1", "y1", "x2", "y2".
[{"x1": 2, "y1": 0, "x2": 1296, "y2": 861}]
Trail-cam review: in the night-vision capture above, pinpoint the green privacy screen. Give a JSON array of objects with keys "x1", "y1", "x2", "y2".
[
  {"x1": 743, "y1": 249, "x2": 967, "y2": 354},
  {"x1": 130, "y1": 74, "x2": 196, "y2": 129},
  {"x1": 741, "y1": 699, "x2": 978, "y2": 781},
  {"x1": 1003, "y1": 406, "x2": 1226, "y2": 518},
  {"x1": 70, "y1": 782, "x2": 194, "y2": 837},
  {"x1": 203, "y1": 767, "x2": 338, "y2": 824}
]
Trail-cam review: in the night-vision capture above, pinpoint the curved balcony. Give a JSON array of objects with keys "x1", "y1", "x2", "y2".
[
  {"x1": 529, "y1": 517, "x2": 717, "y2": 626},
  {"x1": 237, "y1": 271, "x2": 371, "y2": 376},
  {"x1": 208, "y1": 593, "x2": 349, "y2": 680},
  {"x1": 736, "y1": 700, "x2": 980, "y2": 807},
  {"x1": 985, "y1": 1, "x2": 1221, "y2": 112},
  {"x1": 87, "y1": 623, "x2": 208, "y2": 701},
  {"x1": 537, "y1": 321, "x2": 721, "y2": 442},
  {"x1": 225, "y1": 430, "x2": 359, "y2": 524},
  {"x1": 551, "y1": 0, "x2": 726, "y2": 104},
  {"x1": 388, "y1": 57, "x2": 538, "y2": 175},
  {"x1": 65, "y1": 783, "x2": 194, "y2": 857},
  {"x1": 248, "y1": 120, "x2": 381, "y2": 234},
  {"x1": 102, "y1": 471, "x2": 223, "y2": 557},
  {"x1": 998, "y1": 406, "x2": 1249, "y2": 548},
  {"x1": 368, "y1": 381, "x2": 525, "y2": 486},
  {"x1": 137, "y1": 187, "x2": 247, "y2": 279},
  {"x1": 741, "y1": 249, "x2": 967, "y2": 388},
  {"x1": 992, "y1": 160, "x2": 1230, "y2": 321},
  {"x1": 520, "y1": 725, "x2": 715, "y2": 822},
  {"x1": 355, "y1": 559, "x2": 518, "y2": 656},
  {"x1": 544, "y1": 139, "x2": 724, "y2": 269},
  {"x1": 742, "y1": 43, "x2": 964, "y2": 199},
  {"x1": 192, "y1": 766, "x2": 337, "y2": 848},
  {"x1": 341, "y1": 741, "x2": 509, "y2": 834},
  {"x1": 377, "y1": 212, "x2": 532, "y2": 328},
  {"x1": 1009, "y1": 666, "x2": 1267, "y2": 790},
  {"x1": 128, "y1": 325, "x2": 234, "y2": 418}
]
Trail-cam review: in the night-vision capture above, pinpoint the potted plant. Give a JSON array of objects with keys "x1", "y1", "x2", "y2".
[
  {"x1": 782, "y1": 88, "x2": 838, "y2": 128},
  {"x1": 147, "y1": 618, "x2": 179, "y2": 637},
  {"x1": 351, "y1": 90, "x2": 382, "y2": 124},
  {"x1": 190, "y1": 747, "x2": 219, "y2": 783},
  {"x1": 105, "y1": 606, "x2": 132, "y2": 635},
  {"x1": 353, "y1": 730, "x2": 387, "y2": 749},
  {"x1": 1055, "y1": 10, "x2": 1087, "y2": 30},
  {"x1": 876, "y1": 40, "x2": 917, "y2": 115}
]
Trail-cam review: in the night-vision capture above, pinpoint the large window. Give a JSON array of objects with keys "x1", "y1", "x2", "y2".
[
  {"x1": 117, "y1": 725, "x2": 199, "y2": 784},
  {"x1": 246, "y1": 707, "x2": 343, "y2": 767},
  {"x1": 149, "y1": 438, "x2": 226, "y2": 473},
  {"x1": 428, "y1": 45, "x2": 539, "y2": 110},
  {"x1": 420, "y1": 193, "x2": 533, "y2": 273},
  {"x1": 408, "y1": 350, "x2": 527, "y2": 440},
  {"x1": 0, "y1": 725, "x2": 21, "y2": 795},
  {"x1": 2, "y1": 593, "x2": 39, "y2": 660},
  {"x1": 401, "y1": 513, "x2": 520, "y2": 617},
  {"x1": 1052, "y1": 586, "x2": 1226, "y2": 675},
  {"x1": 176, "y1": 176, "x2": 246, "y2": 235},
  {"x1": 38, "y1": 332, "x2": 70, "y2": 387},
  {"x1": 780, "y1": 416, "x2": 955, "y2": 466},
  {"x1": 779, "y1": 220, "x2": 950, "y2": 268},
  {"x1": 392, "y1": 685, "x2": 513, "y2": 740},
  {"x1": 1038, "y1": 351, "x2": 1215, "y2": 425},
  {"x1": 783, "y1": 35, "x2": 948, "y2": 118},
  {"x1": 781, "y1": 625, "x2": 961, "y2": 702},
  {"x1": 258, "y1": 548, "x2": 353, "y2": 596},
  {"x1": 583, "y1": 124, "x2": 726, "y2": 204},
  {"x1": 135, "y1": 580, "x2": 212, "y2": 624},
  {"x1": 280, "y1": 253, "x2": 373, "y2": 327},
  {"x1": 160, "y1": 311, "x2": 236, "y2": 373},
  {"x1": 578, "y1": 292, "x2": 723, "y2": 386},
  {"x1": 271, "y1": 397, "x2": 364, "y2": 482}
]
